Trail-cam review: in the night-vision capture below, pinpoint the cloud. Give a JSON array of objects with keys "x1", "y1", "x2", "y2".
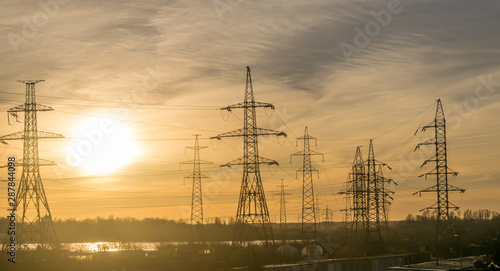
[{"x1": 0, "y1": 0, "x2": 499, "y2": 220}]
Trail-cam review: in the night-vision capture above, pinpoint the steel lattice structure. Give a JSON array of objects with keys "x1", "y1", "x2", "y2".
[
  {"x1": 414, "y1": 99, "x2": 465, "y2": 243},
  {"x1": 1, "y1": 80, "x2": 62, "y2": 250},
  {"x1": 339, "y1": 146, "x2": 367, "y2": 236},
  {"x1": 339, "y1": 141, "x2": 394, "y2": 254},
  {"x1": 276, "y1": 179, "x2": 290, "y2": 239},
  {"x1": 181, "y1": 134, "x2": 213, "y2": 225},
  {"x1": 212, "y1": 66, "x2": 286, "y2": 243},
  {"x1": 291, "y1": 127, "x2": 323, "y2": 241},
  {"x1": 365, "y1": 140, "x2": 393, "y2": 248}
]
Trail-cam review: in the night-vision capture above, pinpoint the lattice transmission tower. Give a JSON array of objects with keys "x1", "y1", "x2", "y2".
[
  {"x1": 181, "y1": 134, "x2": 213, "y2": 225},
  {"x1": 413, "y1": 99, "x2": 465, "y2": 248},
  {"x1": 323, "y1": 205, "x2": 333, "y2": 231},
  {"x1": 1, "y1": 80, "x2": 63, "y2": 250},
  {"x1": 212, "y1": 66, "x2": 286, "y2": 243},
  {"x1": 339, "y1": 141, "x2": 394, "y2": 254},
  {"x1": 291, "y1": 127, "x2": 323, "y2": 241},
  {"x1": 339, "y1": 146, "x2": 366, "y2": 237},
  {"x1": 365, "y1": 139, "x2": 393, "y2": 249},
  {"x1": 274, "y1": 179, "x2": 290, "y2": 240}
]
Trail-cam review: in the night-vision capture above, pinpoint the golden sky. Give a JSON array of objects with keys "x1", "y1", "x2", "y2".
[{"x1": 0, "y1": 0, "x2": 499, "y2": 222}]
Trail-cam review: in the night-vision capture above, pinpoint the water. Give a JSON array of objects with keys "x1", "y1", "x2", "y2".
[{"x1": 17, "y1": 240, "x2": 268, "y2": 252}]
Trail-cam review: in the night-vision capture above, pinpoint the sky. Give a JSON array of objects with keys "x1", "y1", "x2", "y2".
[{"x1": 0, "y1": 0, "x2": 499, "y2": 222}]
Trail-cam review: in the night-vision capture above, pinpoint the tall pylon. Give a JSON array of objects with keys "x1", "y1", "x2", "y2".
[
  {"x1": 414, "y1": 99, "x2": 465, "y2": 262},
  {"x1": 340, "y1": 142, "x2": 393, "y2": 254},
  {"x1": 365, "y1": 139, "x2": 393, "y2": 249},
  {"x1": 339, "y1": 146, "x2": 367, "y2": 236},
  {"x1": 291, "y1": 127, "x2": 323, "y2": 241},
  {"x1": 212, "y1": 66, "x2": 286, "y2": 243},
  {"x1": 1, "y1": 80, "x2": 63, "y2": 250},
  {"x1": 181, "y1": 134, "x2": 213, "y2": 225},
  {"x1": 376, "y1": 164, "x2": 394, "y2": 238}
]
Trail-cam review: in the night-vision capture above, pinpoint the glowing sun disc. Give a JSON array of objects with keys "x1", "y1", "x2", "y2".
[{"x1": 65, "y1": 118, "x2": 141, "y2": 174}]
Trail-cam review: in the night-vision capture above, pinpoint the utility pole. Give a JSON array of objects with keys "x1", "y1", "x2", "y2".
[
  {"x1": 1, "y1": 80, "x2": 63, "y2": 251},
  {"x1": 291, "y1": 127, "x2": 323, "y2": 241},
  {"x1": 181, "y1": 134, "x2": 213, "y2": 225},
  {"x1": 212, "y1": 66, "x2": 286, "y2": 244},
  {"x1": 414, "y1": 99, "x2": 465, "y2": 265}
]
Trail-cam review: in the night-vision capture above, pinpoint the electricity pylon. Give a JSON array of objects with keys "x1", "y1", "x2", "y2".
[
  {"x1": 365, "y1": 139, "x2": 393, "y2": 250},
  {"x1": 291, "y1": 127, "x2": 323, "y2": 241},
  {"x1": 181, "y1": 134, "x2": 213, "y2": 225},
  {"x1": 274, "y1": 179, "x2": 290, "y2": 240},
  {"x1": 1, "y1": 80, "x2": 63, "y2": 251},
  {"x1": 339, "y1": 146, "x2": 366, "y2": 236},
  {"x1": 323, "y1": 205, "x2": 333, "y2": 230},
  {"x1": 414, "y1": 99, "x2": 465, "y2": 264},
  {"x1": 339, "y1": 146, "x2": 368, "y2": 255},
  {"x1": 212, "y1": 66, "x2": 286, "y2": 244},
  {"x1": 340, "y1": 142, "x2": 394, "y2": 254},
  {"x1": 376, "y1": 164, "x2": 394, "y2": 239}
]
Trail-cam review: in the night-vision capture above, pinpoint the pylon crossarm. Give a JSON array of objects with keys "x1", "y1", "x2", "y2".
[
  {"x1": 379, "y1": 176, "x2": 395, "y2": 185},
  {"x1": 17, "y1": 79, "x2": 44, "y2": 84},
  {"x1": 374, "y1": 160, "x2": 392, "y2": 170},
  {"x1": 221, "y1": 156, "x2": 279, "y2": 167},
  {"x1": 0, "y1": 131, "x2": 62, "y2": 144},
  {"x1": 184, "y1": 174, "x2": 210, "y2": 179},
  {"x1": 291, "y1": 150, "x2": 323, "y2": 159},
  {"x1": 186, "y1": 145, "x2": 208, "y2": 150},
  {"x1": 309, "y1": 150, "x2": 324, "y2": 156},
  {"x1": 413, "y1": 184, "x2": 438, "y2": 196},
  {"x1": 296, "y1": 166, "x2": 318, "y2": 173},
  {"x1": 420, "y1": 157, "x2": 437, "y2": 168},
  {"x1": 0, "y1": 131, "x2": 23, "y2": 144},
  {"x1": 447, "y1": 185, "x2": 465, "y2": 193},
  {"x1": 446, "y1": 167, "x2": 459, "y2": 176},
  {"x1": 8, "y1": 103, "x2": 55, "y2": 112},
  {"x1": 290, "y1": 150, "x2": 305, "y2": 157},
  {"x1": 212, "y1": 128, "x2": 244, "y2": 139},
  {"x1": 220, "y1": 156, "x2": 244, "y2": 167},
  {"x1": 212, "y1": 127, "x2": 285, "y2": 139},
  {"x1": 448, "y1": 202, "x2": 461, "y2": 210},
  {"x1": 414, "y1": 138, "x2": 436, "y2": 151},
  {"x1": 419, "y1": 202, "x2": 438, "y2": 212},
  {"x1": 254, "y1": 128, "x2": 286, "y2": 137},
  {"x1": 257, "y1": 156, "x2": 279, "y2": 165},
  {"x1": 421, "y1": 123, "x2": 436, "y2": 131},
  {"x1": 181, "y1": 159, "x2": 214, "y2": 165},
  {"x1": 222, "y1": 101, "x2": 275, "y2": 111},
  {"x1": 0, "y1": 158, "x2": 57, "y2": 168}
]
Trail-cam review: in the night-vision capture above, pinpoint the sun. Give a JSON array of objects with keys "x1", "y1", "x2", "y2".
[{"x1": 65, "y1": 117, "x2": 141, "y2": 174}]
